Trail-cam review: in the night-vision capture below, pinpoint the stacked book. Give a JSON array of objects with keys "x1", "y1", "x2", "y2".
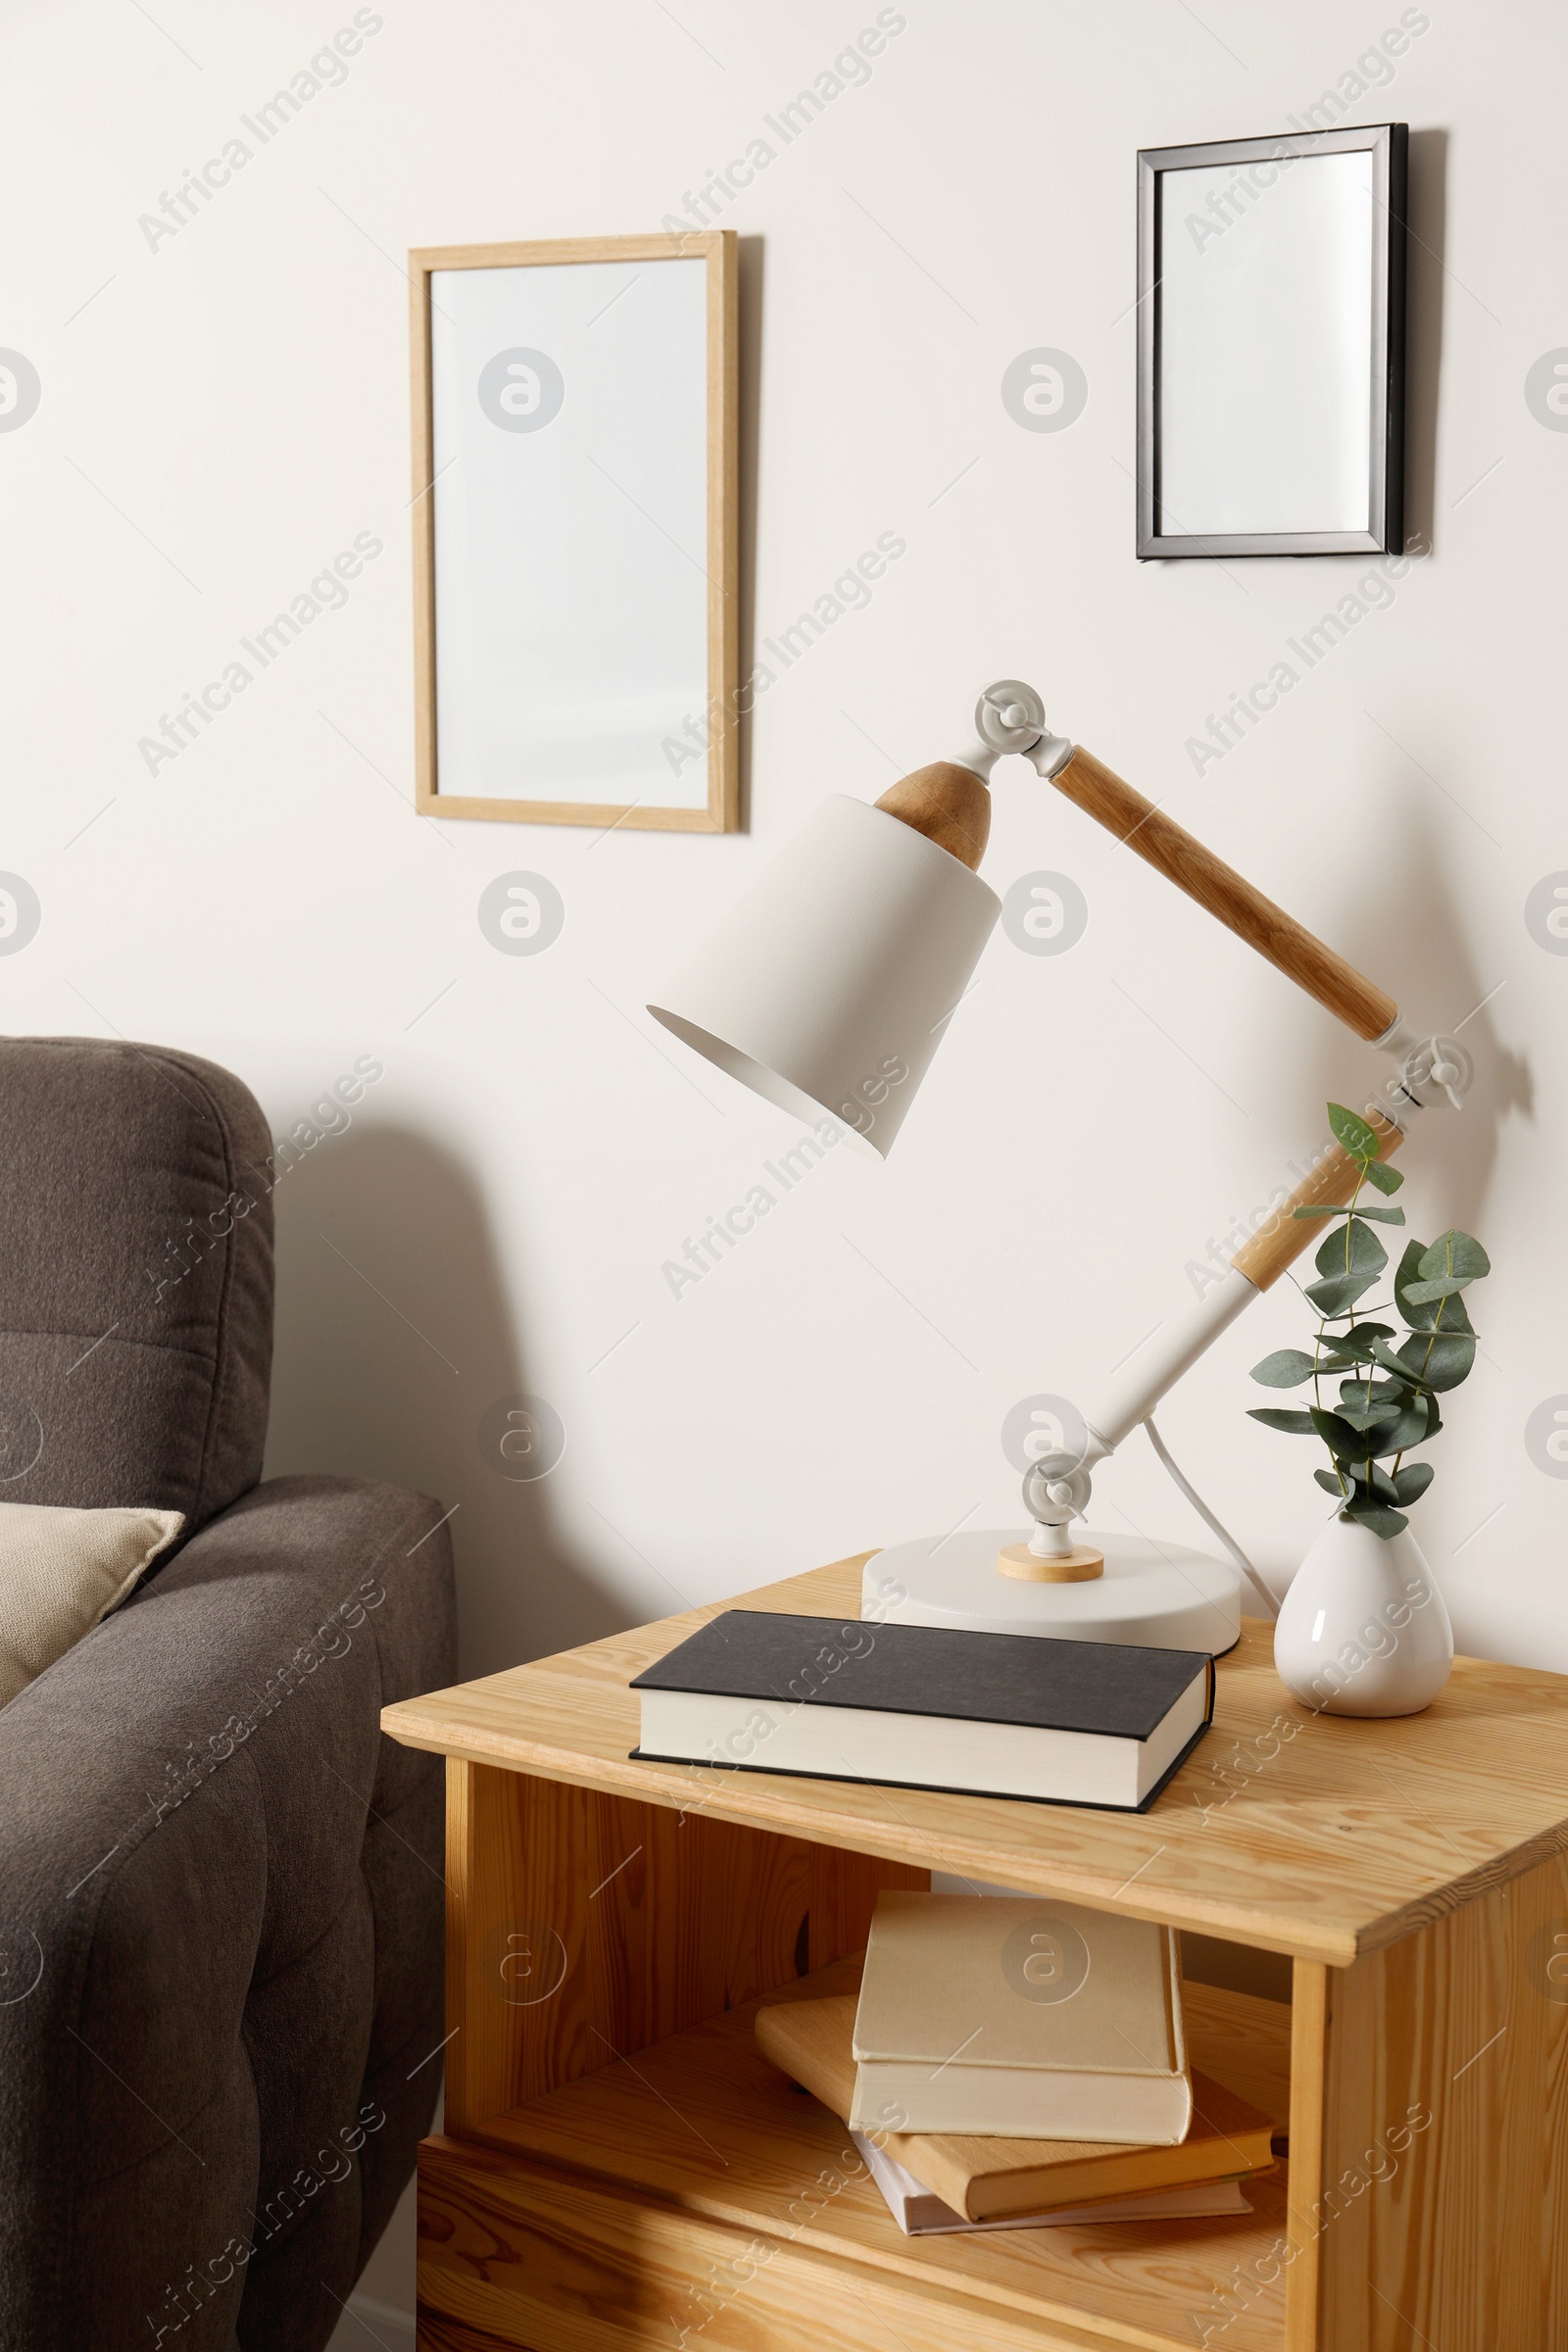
[{"x1": 756, "y1": 1893, "x2": 1276, "y2": 2237}]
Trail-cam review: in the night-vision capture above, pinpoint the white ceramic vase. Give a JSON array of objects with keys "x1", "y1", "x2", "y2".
[{"x1": 1273, "y1": 1513, "x2": 1453, "y2": 1717}]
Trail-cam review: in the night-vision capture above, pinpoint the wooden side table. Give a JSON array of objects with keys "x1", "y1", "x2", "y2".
[{"x1": 382, "y1": 1553, "x2": 1568, "y2": 2352}]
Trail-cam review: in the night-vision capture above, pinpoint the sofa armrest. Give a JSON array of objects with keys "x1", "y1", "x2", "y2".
[{"x1": 0, "y1": 1474, "x2": 456, "y2": 2352}]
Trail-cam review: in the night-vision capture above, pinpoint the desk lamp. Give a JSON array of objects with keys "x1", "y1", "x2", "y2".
[{"x1": 649, "y1": 681, "x2": 1472, "y2": 1651}]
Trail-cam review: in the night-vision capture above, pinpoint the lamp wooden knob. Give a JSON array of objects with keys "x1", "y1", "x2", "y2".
[
  {"x1": 874, "y1": 764, "x2": 991, "y2": 871},
  {"x1": 998, "y1": 1541, "x2": 1105, "y2": 1582}
]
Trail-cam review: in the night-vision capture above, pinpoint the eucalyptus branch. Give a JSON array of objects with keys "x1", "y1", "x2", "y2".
[{"x1": 1246, "y1": 1103, "x2": 1490, "y2": 1540}]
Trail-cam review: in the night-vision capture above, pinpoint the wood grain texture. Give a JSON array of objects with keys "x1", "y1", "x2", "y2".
[
  {"x1": 1306, "y1": 1849, "x2": 1568, "y2": 2351},
  {"x1": 419, "y1": 2134, "x2": 1136, "y2": 2351},
  {"x1": 874, "y1": 762, "x2": 992, "y2": 868},
  {"x1": 1051, "y1": 747, "x2": 1398, "y2": 1041},
  {"x1": 1231, "y1": 1117, "x2": 1403, "y2": 1293},
  {"x1": 409, "y1": 235, "x2": 726, "y2": 271},
  {"x1": 415, "y1": 2305, "x2": 531, "y2": 2352},
  {"x1": 383, "y1": 1556, "x2": 1568, "y2": 1967},
  {"x1": 998, "y1": 1540, "x2": 1104, "y2": 1582},
  {"x1": 1180, "y1": 1981, "x2": 1294, "y2": 2135},
  {"x1": 423, "y1": 1961, "x2": 1289, "y2": 2352},
  {"x1": 409, "y1": 229, "x2": 739, "y2": 833},
  {"x1": 443, "y1": 1756, "x2": 924, "y2": 2133},
  {"x1": 409, "y1": 250, "x2": 437, "y2": 822},
  {"x1": 1285, "y1": 1961, "x2": 1329, "y2": 2351}
]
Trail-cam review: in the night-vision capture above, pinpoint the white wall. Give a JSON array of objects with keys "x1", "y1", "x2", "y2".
[{"x1": 6, "y1": 0, "x2": 1566, "y2": 2320}]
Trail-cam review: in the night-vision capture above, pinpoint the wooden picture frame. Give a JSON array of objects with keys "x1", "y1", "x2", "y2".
[{"x1": 410, "y1": 231, "x2": 738, "y2": 830}]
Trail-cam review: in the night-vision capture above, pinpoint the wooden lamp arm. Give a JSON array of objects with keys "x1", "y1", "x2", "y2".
[{"x1": 1051, "y1": 747, "x2": 1397, "y2": 1043}]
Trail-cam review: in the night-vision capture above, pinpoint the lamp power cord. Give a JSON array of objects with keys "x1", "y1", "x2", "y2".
[{"x1": 1144, "y1": 1416, "x2": 1280, "y2": 1619}]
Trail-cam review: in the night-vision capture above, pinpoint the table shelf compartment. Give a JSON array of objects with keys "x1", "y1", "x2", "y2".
[{"x1": 419, "y1": 1955, "x2": 1293, "y2": 2352}]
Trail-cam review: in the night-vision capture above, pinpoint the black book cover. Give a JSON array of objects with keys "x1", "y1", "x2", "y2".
[{"x1": 631, "y1": 1611, "x2": 1212, "y2": 1742}]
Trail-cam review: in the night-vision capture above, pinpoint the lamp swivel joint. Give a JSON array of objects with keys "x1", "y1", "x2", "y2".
[
  {"x1": 1020, "y1": 1453, "x2": 1094, "y2": 1558},
  {"x1": 948, "y1": 679, "x2": 1077, "y2": 784}
]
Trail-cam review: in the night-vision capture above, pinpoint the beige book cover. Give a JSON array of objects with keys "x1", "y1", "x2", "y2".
[
  {"x1": 756, "y1": 1992, "x2": 1274, "y2": 2222},
  {"x1": 850, "y1": 1893, "x2": 1190, "y2": 2141}
]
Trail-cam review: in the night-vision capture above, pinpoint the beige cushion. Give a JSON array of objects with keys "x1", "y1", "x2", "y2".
[{"x1": 0, "y1": 1500, "x2": 184, "y2": 1706}]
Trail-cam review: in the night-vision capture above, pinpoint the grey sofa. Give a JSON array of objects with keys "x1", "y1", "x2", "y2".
[{"x1": 0, "y1": 1038, "x2": 456, "y2": 2351}]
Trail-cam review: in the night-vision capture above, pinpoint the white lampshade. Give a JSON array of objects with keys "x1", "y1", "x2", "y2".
[{"x1": 648, "y1": 795, "x2": 1000, "y2": 1154}]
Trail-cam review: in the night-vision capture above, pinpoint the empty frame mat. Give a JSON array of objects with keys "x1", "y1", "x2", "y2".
[
  {"x1": 412, "y1": 233, "x2": 738, "y2": 828},
  {"x1": 1137, "y1": 125, "x2": 1405, "y2": 557}
]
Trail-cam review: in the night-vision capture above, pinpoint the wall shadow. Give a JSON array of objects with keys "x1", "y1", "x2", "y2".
[
  {"x1": 263, "y1": 1121, "x2": 632, "y2": 1681},
  {"x1": 1402, "y1": 127, "x2": 1446, "y2": 551},
  {"x1": 1297, "y1": 793, "x2": 1531, "y2": 1250}
]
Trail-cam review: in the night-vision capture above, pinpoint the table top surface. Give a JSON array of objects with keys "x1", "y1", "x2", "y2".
[{"x1": 381, "y1": 1553, "x2": 1568, "y2": 1965}]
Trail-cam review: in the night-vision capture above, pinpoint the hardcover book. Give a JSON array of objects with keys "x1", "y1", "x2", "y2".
[
  {"x1": 850, "y1": 2131, "x2": 1252, "y2": 2235},
  {"x1": 850, "y1": 1894, "x2": 1192, "y2": 2140},
  {"x1": 629, "y1": 1610, "x2": 1214, "y2": 1810}
]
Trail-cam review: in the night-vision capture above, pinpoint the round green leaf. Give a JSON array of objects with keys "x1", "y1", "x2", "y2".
[
  {"x1": 1371, "y1": 1337, "x2": 1432, "y2": 1388},
  {"x1": 1250, "y1": 1348, "x2": 1317, "y2": 1388},
  {"x1": 1304, "y1": 1271, "x2": 1379, "y2": 1316},
  {"x1": 1403, "y1": 1275, "x2": 1473, "y2": 1302},
  {"x1": 1418, "y1": 1230, "x2": 1491, "y2": 1283},
  {"x1": 1309, "y1": 1404, "x2": 1370, "y2": 1456},
  {"x1": 1344, "y1": 1497, "x2": 1408, "y2": 1539},
  {"x1": 1329, "y1": 1102, "x2": 1382, "y2": 1158},
  {"x1": 1336, "y1": 1403, "x2": 1398, "y2": 1434},
  {"x1": 1319, "y1": 1323, "x2": 1396, "y2": 1368},
  {"x1": 1315, "y1": 1219, "x2": 1387, "y2": 1280},
  {"x1": 1394, "y1": 1239, "x2": 1432, "y2": 1327},
  {"x1": 1337, "y1": 1373, "x2": 1404, "y2": 1407},
  {"x1": 1364, "y1": 1397, "x2": 1433, "y2": 1454},
  {"x1": 1400, "y1": 1331, "x2": 1476, "y2": 1393},
  {"x1": 1395, "y1": 1242, "x2": 1477, "y2": 1334}
]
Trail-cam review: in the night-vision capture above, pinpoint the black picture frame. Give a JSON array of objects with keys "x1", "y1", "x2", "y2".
[{"x1": 1136, "y1": 123, "x2": 1406, "y2": 560}]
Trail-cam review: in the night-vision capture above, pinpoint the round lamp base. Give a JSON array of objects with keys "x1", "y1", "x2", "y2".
[{"x1": 862, "y1": 1528, "x2": 1241, "y2": 1655}]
